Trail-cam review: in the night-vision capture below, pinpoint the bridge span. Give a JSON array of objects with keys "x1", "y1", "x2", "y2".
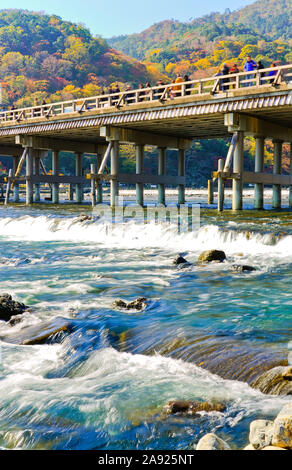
[{"x1": 0, "y1": 63, "x2": 292, "y2": 210}]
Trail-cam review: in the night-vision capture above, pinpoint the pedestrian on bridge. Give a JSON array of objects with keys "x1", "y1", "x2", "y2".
[{"x1": 244, "y1": 55, "x2": 257, "y2": 86}]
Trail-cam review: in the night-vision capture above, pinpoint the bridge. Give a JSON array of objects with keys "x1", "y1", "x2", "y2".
[{"x1": 0, "y1": 63, "x2": 292, "y2": 210}]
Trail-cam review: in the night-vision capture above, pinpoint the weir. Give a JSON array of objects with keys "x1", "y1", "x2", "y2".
[{"x1": 0, "y1": 63, "x2": 291, "y2": 210}]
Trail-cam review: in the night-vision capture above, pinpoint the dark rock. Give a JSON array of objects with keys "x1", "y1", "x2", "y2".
[
  {"x1": 198, "y1": 250, "x2": 226, "y2": 263},
  {"x1": 0, "y1": 293, "x2": 27, "y2": 322},
  {"x1": 232, "y1": 265, "x2": 257, "y2": 273},
  {"x1": 114, "y1": 298, "x2": 147, "y2": 311},
  {"x1": 9, "y1": 315, "x2": 24, "y2": 326},
  {"x1": 173, "y1": 255, "x2": 188, "y2": 265},
  {"x1": 77, "y1": 214, "x2": 92, "y2": 223},
  {"x1": 251, "y1": 366, "x2": 292, "y2": 396},
  {"x1": 164, "y1": 400, "x2": 226, "y2": 415}
]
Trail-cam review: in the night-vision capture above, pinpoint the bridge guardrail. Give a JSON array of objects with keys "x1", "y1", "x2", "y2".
[{"x1": 0, "y1": 64, "x2": 291, "y2": 124}]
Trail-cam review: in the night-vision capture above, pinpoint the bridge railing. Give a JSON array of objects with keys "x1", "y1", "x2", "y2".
[{"x1": 0, "y1": 63, "x2": 291, "y2": 124}]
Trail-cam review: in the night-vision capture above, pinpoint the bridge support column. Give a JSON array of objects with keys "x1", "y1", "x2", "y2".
[
  {"x1": 218, "y1": 159, "x2": 224, "y2": 212},
  {"x1": 34, "y1": 152, "x2": 41, "y2": 202},
  {"x1": 96, "y1": 153, "x2": 103, "y2": 204},
  {"x1": 232, "y1": 131, "x2": 244, "y2": 211},
  {"x1": 90, "y1": 164, "x2": 97, "y2": 207},
  {"x1": 13, "y1": 156, "x2": 20, "y2": 203},
  {"x1": 136, "y1": 144, "x2": 144, "y2": 206},
  {"x1": 254, "y1": 136, "x2": 265, "y2": 210},
  {"x1": 178, "y1": 149, "x2": 185, "y2": 204},
  {"x1": 68, "y1": 184, "x2": 74, "y2": 201},
  {"x1": 26, "y1": 148, "x2": 34, "y2": 205},
  {"x1": 158, "y1": 147, "x2": 166, "y2": 205},
  {"x1": 111, "y1": 141, "x2": 119, "y2": 207},
  {"x1": 289, "y1": 143, "x2": 292, "y2": 208},
  {"x1": 75, "y1": 153, "x2": 83, "y2": 203},
  {"x1": 273, "y1": 140, "x2": 282, "y2": 209},
  {"x1": 52, "y1": 151, "x2": 59, "y2": 204}
]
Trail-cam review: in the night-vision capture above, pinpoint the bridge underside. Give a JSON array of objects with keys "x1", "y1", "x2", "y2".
[{"x1": 0, "y1": 84, "x2": 291, "y2": 210}]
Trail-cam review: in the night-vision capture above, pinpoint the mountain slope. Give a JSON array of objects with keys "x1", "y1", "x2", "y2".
[
  {"x1": 108, "y1": 0, "x2": 292, "y2": 79},
  {"x1": 0, "y1": 9, "x2": 165, "y2": 108}
]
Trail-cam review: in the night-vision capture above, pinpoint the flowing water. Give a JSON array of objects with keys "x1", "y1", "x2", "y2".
[{"x1": 0, "y1": 201, "x2": 291, "y2": 450}]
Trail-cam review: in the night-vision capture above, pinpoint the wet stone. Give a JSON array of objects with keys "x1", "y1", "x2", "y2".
[
  {"x1": 113, "y1": 298, "x2": 147, "y2": 311},
  {"x1": 196, "y1": 433, "x2": 231, "y2": 450},
  {"x1": 251, "y1": 366, "x2": 292, "y2": 396},
  {"x1": 232, "y1": 265, "x2": 257, "y2": 273},
  {"x1": 173, "y1": 255, "x2": 188, "y2": 265},
  {"x1": 0, "y1": 294, "x2": 28, "y2": 322},
  {"x1": 198, "y1": 250, "x2": 226, "y2": 263},
  {"x1": 164, "y1": 400, "x2": 226, "y2": 416}
]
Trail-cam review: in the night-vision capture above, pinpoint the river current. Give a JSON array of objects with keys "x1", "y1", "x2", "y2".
[{"x1": 0, "y1": 200, "x2": 291, "y2": 450}]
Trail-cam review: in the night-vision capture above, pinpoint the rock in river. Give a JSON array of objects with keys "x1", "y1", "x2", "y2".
[
  {"x1": 196, "y1": 433, "x2": 231, "y2": 450},
  {"x1": 249, "y1": 420, "x2": 274, "y2": 449},
  {"x1": 0, "y1": 294, "x2": 27, "y2": 322},
  {"x1": 232, "y1": 265, "x2": 257, "y2": 273},
  {"x1": 164, "y1": 400, "x2": 226, "y2": 416},
  {"x1": 272, "y1": 403, "x2": 292, "y2": 449},
  {"x1": 198, "y1": 250, "x2": 226, "y2": 263},
  {"x1": 173, "y1": 255, "x2": 189, "y2": 265},
  {"x1": 251, "y1": 365, "x2": 292, "y2": 396},
  {"x1": 114, "y1": 298, "x2": 147, "y2": 311}
]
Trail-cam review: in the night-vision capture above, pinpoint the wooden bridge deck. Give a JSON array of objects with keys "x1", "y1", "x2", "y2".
[{"x1": 0, "y1": 64, "x2": 291, "y2": 149}]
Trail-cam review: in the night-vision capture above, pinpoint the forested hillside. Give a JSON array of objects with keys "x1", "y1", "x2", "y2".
[
  {"x1": 109, "y1": 0, "x2": 291, "y2": 80},
  {"x1": 0, "y1": 9, "x2": 164, "y2": 109}
]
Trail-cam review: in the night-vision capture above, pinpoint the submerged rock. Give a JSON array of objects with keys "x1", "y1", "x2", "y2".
[
  {"x1": 251, "y1": 365, "x2": 292, "y2": 396},
  {"x1": 232, "y1": 265, "x2": 257, "y2": 273},
  {"x1": 0, "y1": 294, "x2": 27, "y2": 322},
  {"x1": 196, "y1": 433, "x2": 231, "y2": 450},
  {"x1": 76, "y1": 214, "x2": 93, "y2": 223},
  {"x1": 198, "y1": 250, "x2": 226, "y2": 263},
  {"x1": 272, "y1": 403, "x2": 292, "y2": 449},
  {"x1": 164, "y1": 400, "x2": 226, "y2": 416},
  {"x1": 0, "y1": 317, "x2": 72, "y2": 345},
  {"x1": 249, "y1": 420, "x2": 274, "y2": 449},
  {"x1": 114, "y1": 298, "x2": 147, "y2": 311}
]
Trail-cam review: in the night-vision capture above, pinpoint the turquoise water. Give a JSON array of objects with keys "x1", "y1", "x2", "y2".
[{"x1": 0, "y1": 203, "x2": 291, "y2": 450}]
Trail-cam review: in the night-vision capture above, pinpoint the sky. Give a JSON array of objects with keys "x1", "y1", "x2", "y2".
[{"x1": 2, "y1": 0, "x2": 256, "y2": 37}]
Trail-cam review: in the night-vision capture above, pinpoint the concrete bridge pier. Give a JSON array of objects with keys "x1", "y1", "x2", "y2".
[
  {"x1": 96, "y1": 152, "x2": 103, "y2": 204},
  {"x1": 75, "y1": 153, "x2": 83, "y2": 203},
  {"x1": 232, "y1": 131, "x2": 244, "y2": 211},
  {"x1": 13, "y1": 156, "x2": 20, "y2": 203},
  {"x1": 273, "y1": 140, "x2": 283, "y2": 209},
  {"x1": 26, "y1": 148, "x2": 34, "y2": 204},
  {"x1": 110, "y1": 141, "x2": 119, "y2": 207},
  {"x1": 34, "y1": 151, "x2": 41, "y2": 203},
  {"x1": 178, "y1": 149, "x2": 186, "y2": 205},
  {"x1": 52, "y1": 151, "x2": 59, "y2": 204},
  {"x1": 136, "y1": 144, "x2": 144, "y2": 206},
  {"x1": 254, "y1": 136, "x2": 265, "y2": 210},
  {"x1": 158, "y1": 147, "x2": 166, "y2": 205}
]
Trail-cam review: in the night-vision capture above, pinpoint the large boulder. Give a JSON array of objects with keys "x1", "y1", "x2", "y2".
[
  {"x1": 164, "y1": 400, "x2": 226, "y2": 416},
  {"x1": 198, "y1": 250, "x2": 226, "y2": 263},
  {"x1": 196, "y1": 433, "x2": 231, "y2": 450},
  {"x1": 249, "y1": 420, "x2": 274, "y2": 449},
  {"x1": 262, "y1": 446, "x2": 287, "y2": 450},
  {"x1": 272, "y1": 403, "x2": 292, "y2": 449},
  {"x1": 0, "y1": 294, "x2": 27, "y2": 322},
  {"x1": 251, "y1": 366, "x2": 292, "y2": 395}
]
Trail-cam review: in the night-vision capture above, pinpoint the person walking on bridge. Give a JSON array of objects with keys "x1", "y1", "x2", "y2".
[{"x1": 244, "y1": 55, "x2": 257, "y2": 86}]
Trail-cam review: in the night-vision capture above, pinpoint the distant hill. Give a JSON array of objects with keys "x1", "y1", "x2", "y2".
[
  {"x1": 0, "y1": 9, "x2": 165, "y2": 108},
  {"x1": 108, "y1": 0, "x2": 292, "y2": 79}
]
